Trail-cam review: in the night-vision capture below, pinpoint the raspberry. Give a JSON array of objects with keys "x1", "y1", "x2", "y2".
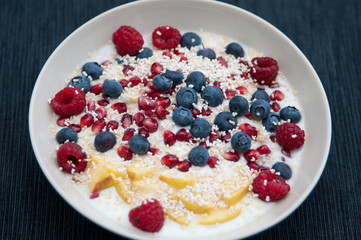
[
  {"x1": 50, "y1": 87, "x2": 86, "y2": 118},
  {"x1": 252, "y1": 169, "x2": 290, "y2": 202},
  {"x1": 128, "y1": 199, "x2": 164, "y2": 232},
  {"x1": 152, "y1": 26, "x2": 181, "y2": 50},
  {"x1": 250, "y1": 57, "x2": 279, "y2": 86},
  {"x1": 57, "y1": 142, "x2": 87, "y2": 174},
  {"x1": 276, "y1": 123, "x2": 305, "y2": 150},
  {"x1": 112, "y1": 25, "x2": 144, "y2": 56}
]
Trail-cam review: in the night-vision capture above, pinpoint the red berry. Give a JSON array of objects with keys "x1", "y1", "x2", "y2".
[
  {"x1": 276, "y1": 123, "x2": 305, "y2": 150},
  {"x1": 149, "y1": 90, "x2": 162, "y2": 100},
  {"x1": 156, "y1": 97, "x2": 171, "y2": 108},
  {"x1": 179, "y1": 56, "x2": 188, "y2": 63},
  {"x1": 89, "y1": 192, "x2": 100, "y2": 199},
  {"x1": 244, "y1": 112, "x2": 253, "y2": 120},
  {"x1": 57, "y1": 142, "x2": 87, "y2": 174},
  {"x1": 213, "y1": 81, "x2": 221, "y2": 90},
  {"x1": 106, "y1": 120, "x2": 119, "y2": 131},
  {"x1": 163, "y1": 130, "x2": 176, "y2": 146},
  {"x1": 243, "y1": 149, "x2": 260, "y2": 162},
  {"x1": 281, "y1": 149, "x2": 291, "y2": 157},
  {"x1": 121, "y1": 114, "x2": 133, "y2": 128},
  {"x1": 95, "y1": 107, "x2": 107, "y2": 120},
  {"x1": 152, "y1": 26, "x2": 181, "y2": 49},
  {"x1": 187, "y1": 136, "x2": 196, "y2": 144},
  {"x1": 122, "y1": 128, "x2": 135, "y2": 142},
  {"x1": 176, "y1": 128, "x2": 189, "y2": 141},
  {"x1": 257, "y1": 145, "x2": 271, "y2": 155},
  {"x1": 250, "y1": 57, "x2": 279, "y2": 86},
  {"x1": 143, "y1": 118, "x2": 158, "y2": 133},
  {"x1": 138, "y1": 127, "x2": 150, "y2": 138},
  {"x1": 201, "y1": 108, "x2": 212, "y2": 116},
  {"x1": 227, "y1": 74, "x2": 236, "y2": 81},
  {"x1": 129, "y1": 76, "x2": 141, "y2": 87},
  {"x1": 112, "y1": 25, "x2": 144, "y2": 56},
  {"x1": 217, "y1": 56, "x2": 228, "y2": 67},
  {"x1": 144, "y1": 109, "x2": 156, "y2": 117},
  {"x1": 111, "y1": 102, "x2": 127, "y2": 113},
  {"x1": 208, "y1": 156, "x2": 220, "y2": 168},
  {"x1": 199, "y1": 141, "x2": 209, "y2": 149},
  {"x1": 252, "y1": 169, "x2": 290, "y2": 202},
  {"x1": 56, "y1": 117, "x2": 68, "y2": 127},
  {"x1": 177, "y1": 160, "x2": 192, "y2": 172},
  {"x1": 270, "y1": 135, "x2": 277, "y2": 143},
  {"x1": 146, "y1": 81, "x2": 155, "y2": 90},
  {"x1": 270, "y1": 90, "x2": 284, "y2": 101},
  {"x1": 271, "y1": 102, "x2": 281, "y2": 112},
  {"x1": 236, "y1": 86, "x2": 248, "y2": 95},
  {"x1": 89, "y1": 84, "x2": 102, "y2": 95},
  {"x1": 97, "y1": 99, "x2": 109, "y2": 107},
  {"x1": 149, "y1": 148, "x2": 160, "y2": 155},
  {"x1": 209, "y1": 130, "x2": 220, "y2": 143},
  {"x1": 68, "y1": 124, "x2": 81, "y2": 133},
  {"x1": 138, "y1": 96, "x2": 156, "y2": 111},
  {"x1": 247, "y1": 161, "x2": 260, "y2": 172},
  {"x1": 92, "y1": 119, "x2": 106, "y2": 134},
  {"x1": 80, "y1": 113, "x2": 94, "y2": 128},
  {"x1": 122, "y1": 65, "x2": 134, "y2": 76},
  {"x1": 50, "y1": 87, "x2": 86, "y2": 118},
  {"x1": 150, "y1": 62, "x2": 164, "y2": 75},
  {"x1": 270, "y1": 82, "x2": 280, "y2": 89},
  {"x1": 162, "y1": 51, "x2": 172, "y2": 59},
  {"x1": 134, "y1": 112, "x2": 145, "y2": 127},
  {"x1": 155, "y1": 106, "x2": 169, "y2": 120},
  {"x1": 119, "y1": 79, "x2": 129, "y2": 88},
  {"x1": 191, "y1": 108, "x2": 200, "y2": 118},
  {"x1": 87, "y1": 101, "x2": 96, "y2": 111},
  {"x1": 128, "y1": 199, "x2": 164, "y2": 232},
  {"x1": 239, "y1": 123, "x2": 258, "y2": 140},
  {"x1": 224, "y1": 151, "x2": 240, "y2": 162},
  {"x1": 117, "y1": 146, "x2": 133, "y2": 160},
  {"x1": 221, "y1": 132, "x2": 232, "y2": 143},
  {"x1": 161, "y1": 154, "x2": 180, "y2": 168},
  {"x1": 101, "y1": 60, "x2": 111, "y2": 67}
]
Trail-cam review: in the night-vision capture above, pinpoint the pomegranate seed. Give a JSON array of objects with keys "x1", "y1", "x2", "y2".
[
  {"x1": 173, "y1": 50, "x2": 183, "y2": 56},
  {"x1": 122, "y1": 128, "x2": 135, "y2": 142},
  {"x1": 142, "y1": 77, "x2": 148, "y2": 86},
  {"x1": 97, "y1": 99, "x2": 109, "y2": 106},
  {"x1": 240, "y1": 73, "x2": 249, "y2": 80},
  {"x1": 111, "y1": 102, "x2": 127, "y2": 113},
  {"x1": 247, "y1": 162, "x2": 260, "y2": 172},
  {"x1": 217, "y1": 56, "x2": 228, "y2": 67},
  {"x1": 80, "y1": 113, "x2": 94, "y2": 128},
  {"x1": 270, "y1": 135, "x2": 277, "y2": 142},
  {"x1": 156, "y1": 97, "x2": 171, "y2": 108},
  {"x1": 117, "y1": 146, "x2": 133, "y2": 160},
  {"x1": 89, "y1": 192, "x2": 100, "y2": 199},
  {"x1": 239, "y1": 123, "x2": 258, "y2": 140},
  {"x1": 270, "y1": 90, "x2": 284, "y2": 101},
  {"x1": 129, "y1": 76, "x2": 141, "y2": 87},
  {"x1": 187, "y1": 136, "x2": 196, "y2": 143},
  {"x1": 209, "y1": 130, "x2": 220, "y2": 143},
  {"x1": 155, "y1": 106, "x2": 169, "y2": 120},
  {"x1": 270, "y1": 83, "x2": 280, "y2": 89},
  {"x1": 221, "y1": 132, "x2": 231, "y2": 142},
  {"x1": 147, "y1": 81, "x2": 155, "y2": 90},
  {"x1": 224, "y1": 151, "x2": 240, "y2": 162},
  {"x1": 143, "y1": 118, "x2": 158, "y2": 133},
  {"x1": 57, "y1": 117, "x2": 68, "y2": 127},
  {"x1": 243, "y1": 150, "x2": 260, "y2": 162},
  {"x1": 89, "y1": 84, "x2": 102, "y2": 95},
  {"x1": 236, "y1": 86, "x2": 248, "y2": 95},
  {"x1": 162, "y1": 51, "x2": 172, "y2": 59},
  {"x1": 225, "y1": 89, "x2": 236, "y2": 100},
  {"x1": 257, "y1": 145, "x2": 271, "y2": 155},
  {"x1": 161, "y1": 154, "x2": 180, "y2": 169},
  {"x1": 138, "y1": 96, "x2": 156, "y2": 111},
  {"x1": 244, "y1": 112, "x2": 253, "y2": 120},
  {"x1": 106, "y1": 120, "x2": 119, "y2": 131},
  {"x1": 149, "y1": 148, "x2": 160, "y2": 155},
  {"x1": 150, "y1": 62, "x2": 164, "y2": 75},
  {"x1": 179, "y1": 56, "x2": 188, "y2": 63},
  {"x1": 121, "y1": 114, "x2": 133, "y2": 128},
  {"x1": 144, "y1": 109, "x2": 156, "y2": 117},
  {"x1": 191, "y1": 108, "x2": 200, "y2": 118},
  {"x1": 101, "y1": 60, "x2": 111, "y2": 66},
  {"x1": 239, "y1": 60, "x2": 249, "y2": 67},
  {"x1": 281, "y1": 157, "x2": 286, "y2": 162},
  {"x1": 271, "y1": 102, "x2": 281, "y2": 112},
  {"x1": 138, "y1": 127, "x2": 150, "y2": 138},
  {"x1": 177, "y1": 160, "x2": 192, "y2": 172},
  {"x1": 208, "y1": 156, "x2": 219, "y2": 168},
  {"x1": 227, "y1": 74, "x2": 236, "y2": 81},
  {"x1": 95, "y1": 107, "x2": 107, "y2": 120},
  {"x1": 92, "y1": 119, "x2": 106, "y2": 134},
  {"x1": 163, "y1": 130, "x2": 176, "y2": 146},
  {"x1": 149, "y1": 90, "x2": 162, "y2": 100},
  {"x1": 176, "y1": 128, "x2": 189, "y2": 141},
  {"x1": 122, "y1": 65, "x2": 134, "y2": 76},
  {"x1": 119, "y1": 79, "x2": 129, "y2": 88},
  {"x1": 281, "y1": 149, "x2": 291, "y2": 157},
  {"x1": 68, "y1": 124, "x2": 81, "y2": 133},
  {"x1": 213, "y1": 81, "x2": 221, "y2": 90},
  {"x1": 87, "y1": 101, "x2": 96, "y2": 111},
  {"x1": 201, "y1": 108, "x2": 212, "y2": 116},
  {"x1": 134, "y1": 112, "x2": 145, "y2": 127},
  {"x1": 199, "y1": 142, "x2": 209, "y2": 149},
  {"x1": 167, "y1": 87, "x2": 176, "y2": 95}
]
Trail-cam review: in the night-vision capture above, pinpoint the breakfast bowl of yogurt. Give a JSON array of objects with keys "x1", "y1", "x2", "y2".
[{"x1": 29, "y1": 0, "x2": 331, "y2": 239}]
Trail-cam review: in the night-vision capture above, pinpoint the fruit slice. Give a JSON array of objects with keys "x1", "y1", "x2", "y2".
[
  {"x1": 113, "y1": 179, "x2": 131, "y2": 203},
  {"x1": 88, "y1": 164, "x2": 113, "y2": 193},
  {"x1": 165, "y1": 211, "x2": 189, "y2": 226},
  {"x1": 132, "y1": 179, "x2": 163, "y2": 192},
  {"x1": 223, "y1": 184, "x2": 250, "y2": 206},
  {"x1": 126, "y1": 165, "x2": 158, "y2": 181},
  {"x1": 174, "y1": 196, "x2": 213, "y2": 214},
  {"x1": 90, "y1": 155, "x2": 127, "y2": 179},
  {"x1": 159, "y1": 174, "x2": 195, "y2": 189},
  {"x1": 199, "y1": 207, "x2": 241, "y2": 225}
]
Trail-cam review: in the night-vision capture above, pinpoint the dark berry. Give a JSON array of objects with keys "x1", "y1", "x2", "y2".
[
  {"x1": 251, "y1": 90, "x2": 271, "y2": 103},
  {"x1": 229, "y1": 96, "x2": 249, "y2": 117},
  {"x1": 250, "y1": 99, "x2": 270, "y2": 121},
  {"x1": 115, "y1": 58, "x2": 124, "y2": 64},
  {"x1": 186, "y1": 71, "x2": 206, "y2": 93},
  {"x1": 94, "y1": 131, "x2": 116, "y2": 152},
  {"x1": 129, "y1": 135, "x2": 150, "y2": 155},
  {"x1": 201, "y1": 86, "x2": 223, "y2": 107},
  {"x1": 280, "y1": 106, "x2": 301, "y2": 123},
  {"x1": 136, "y1": 47, "x2": 153, "y2": 59},
  {"x1": 262, "y1": 113, "x2": 281, "y2": 132},
  {"x1": 50, "y1": 87, "x2": 86, "y2": 118},
  {"x1": 181, "y1": 32, "x2": 202, "y2": 49},
  {"x1": 153, "y1": 74, "x2": 172, "y2": 92},
  {"x1": 112, "y1": 25, "x2": 144, "y2": 56},
  {"x1": 172, "y1": 106, "x2": 193, "y2": 126},
  {"x1": 102, "y1": 79, "x2": 123, "y2": 98},
  {"x1": 190, "y1": 118, "x2": 211, "y2": 139},
  {"x1": 57, "y1": 142, "x2": 87, "y2": 174},
  {"x1": 56, "y1": 128, "x2": 78, "y2": 144},
  {"x1": 214, "y1": 112, "x2": 238, "y2": 132},
  {"x1": 152, "y1": 26, "x2": 181, "y2": 49},
  {"x1": 82, "y1": 62, "x2": 103, "y2": 80},
  {"x1": 68, "y1": 75, "x2": 91, "y2": 93},
  {"x1": 197, "y1": 48, "x2": 216, "y2": 60},
  {"x1": 225, "y1": 42, "x2": 244, "y2": 58},
  {"x1": 164, "y1": 70, "x2": 184, "y2": 86},
  {"x1": 176, "y1": 87, "x2": 198, "y2": 108},
  {"x1": 188, "y1": 146, "x2": 209, "y2": 167},
  {"x1": 231, "y1": 132, "x2": 251, "y2": 153},
  {"x1": 272, "y1": 162, "x2": 292, "y2": 180}
]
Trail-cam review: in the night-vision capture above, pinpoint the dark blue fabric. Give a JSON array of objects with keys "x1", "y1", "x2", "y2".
[{"x1": 1, "y1": 0, "x2": 360, "y2": 239}]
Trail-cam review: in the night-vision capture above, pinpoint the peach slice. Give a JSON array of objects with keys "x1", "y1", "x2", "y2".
[
  {"x1": 199, "y1": 207, "x2": 241, "y2": 225},
  {"x1": 113, "y1": 179, "x2": 131, "y2": 203},
  {"x1": 88, "y1": 164, "x2": 113, "y2": 193},
  {"x1": 126, "y1": 165, "x2": 158, "y2": 181},
  {"x1": 159, "y1": 174, "x2": 195, "y2": 189}
]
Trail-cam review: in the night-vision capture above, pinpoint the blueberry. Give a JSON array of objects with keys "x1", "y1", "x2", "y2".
[
  {"x1": 165, "y1": 70, "x2": 184, "y2": 86},
  {"x1": 102, "y1": 79, "x2": 123, "y2": 98},
  {"x1": 250, "y1": 99, "x2": 270, "y2": 121},
  {"x1": 201, "y1": 86, "x2": 223, "y2": 107},
  {"x1": 186, "y1": 71, "x2": 206, "y2": 92},
  {"x1": 82, "y1": 62, "x2": 103, "y2": 80},
  {"x1": 129, "y1": 135, "x2": 150, "y2": 155},
  {"x1": 56, "y1": 128, "x2": 78, "y2": 144},
  {"x1": 94, "y1": 131, "x2": 116, "y2": 152},
  {"x1": 190, "y1": 118, "x2": 211, "y2": 139},
  {"x1": 172, "y1": 107, "x2": 194, "y2": 126},
  {"x1": 229, "y1": 96, "x2": 249, "y2": 117},
  {"x1": 231, "y1": 132, "x2": 251, "y2": 153},
  {"x1": 262, "y1": 113, "x2": 281, "y2": 132},
  {"x1": 272, "y1": 162, "x2": 292, "y2": 180},
  {"x1": 225, "y1": 42, "x2": 244, "y2": 58},
  {"x1": 153, "y1": 74, "x2": 172, "y2": 92},
  {"x1": 136, "y1": 47, "x2": 153, "y2": 59},
  {"x1": 115, "y1": 58, "x2": 124, "y2": 64},
  {"x1": 197, "y1": 48, "x2": 216, "y2": 60},
  {"x1": 188, "y1": 146, "x2": 209, "y2": 167},
  {"x1": 176, "y1": 87, "x2": 198, "y2": 108},
  {"x1": 214, "y1": 112, "x2": 238, "y2": 132},
  {"x1": 181, "y1": 32, "x2": 202, "y2": 49},
  {"x1": 251, "y1": 90, "x2": 271, "y2": 103},
  {"x1": 68, "y1": 75, "x2": 91, "y2": 93},
  {"x1": 280, "y1": 106, "x2": 301, "y2": 123}
]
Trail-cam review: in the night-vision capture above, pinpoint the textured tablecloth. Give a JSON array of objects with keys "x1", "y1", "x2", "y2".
[{"x1": 1, "y1": 0, "x2": 360, "y2": 239}]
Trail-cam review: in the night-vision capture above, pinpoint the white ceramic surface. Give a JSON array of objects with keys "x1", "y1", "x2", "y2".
[{"x1": 29, "y1": 0, "x2": 332, "y2": 239}]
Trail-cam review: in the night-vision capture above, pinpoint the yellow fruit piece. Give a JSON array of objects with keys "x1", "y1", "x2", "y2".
[
  {"x1": 113, "y1": 179, "x2": 131, "y2": 203},
  {"x1": 132, "y1": 180, "x2": 162, "y2": 192},
  {"x1": 126, "y1": 165, "x2": 158, "y2": 181},
  {"x1": 107, "y1": 167, "x2": 127, "y2": 179},
  {"x1": 199, "y1": 208, "x2": 241, "y2": 225},
  {"x1": 89, "y1": 155, "x2": 101, "y2": 164},
  {"x1": 159, "y1": 175, "x2": 195, "y2": 189},
  {"x1": 165, "y1": 211, "x2": 189, "y2": 226},
  {"x1": 174, "y1": 196, "x2": 213, "y2": 214},
  {"x1": 88, "y1": 164, "x2": 113, "y2": 193},
  {"x1": 223, "y1": 184, "x2": 249, "y2": 206}
]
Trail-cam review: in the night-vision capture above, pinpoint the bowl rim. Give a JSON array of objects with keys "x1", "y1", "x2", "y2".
[{"x1": 29, "y1": 0, "x2": 332, "y2": 239}]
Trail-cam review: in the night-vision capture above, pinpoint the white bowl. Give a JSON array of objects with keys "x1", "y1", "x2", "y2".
[{"x1": 29, "y1": 0, "x2": 332, "y2": 239}]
